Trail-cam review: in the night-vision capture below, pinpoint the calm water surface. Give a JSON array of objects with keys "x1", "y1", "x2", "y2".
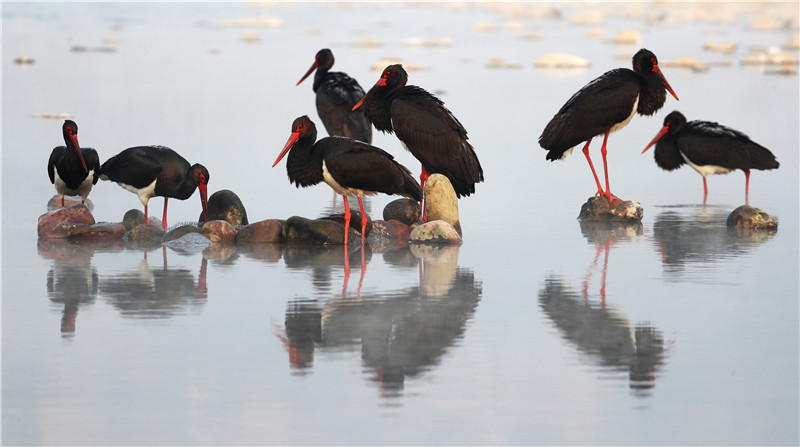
[{"x1": 3, "y1": 2, "x2": 798, "y2": 445}]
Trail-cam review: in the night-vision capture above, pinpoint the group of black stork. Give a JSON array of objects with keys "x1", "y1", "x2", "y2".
[{"x1": 48, "y1": 47, "x2": 779, "y2": 243}]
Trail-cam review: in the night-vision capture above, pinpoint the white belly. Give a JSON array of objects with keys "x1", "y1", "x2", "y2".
[
  {"x1": 118, "y1": 179, "x2": 157, "y2": 206},
  {"x1": 54, "y1": 169, "x2": 95, "y2": 200},
  {"x1": 681, "y1": 152, "x2": 731, "y2": 177},
  {"x1": 322, "y1": 161, "x2": 376, "y2": 198}
]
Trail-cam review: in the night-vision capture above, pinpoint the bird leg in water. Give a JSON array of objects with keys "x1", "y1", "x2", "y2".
[
  {"x1": 744, "y1": 169, "x2": 751, "y2": 205},
  {"x1": 599, "y1": 131, "x2": 623, "y2": 205},
  {"x1": 581, "y1": 138, "x2": 605, "y2": 197},
  {"x1": 703, "y1": 177, "x2": 709, "y2": 205},
  {"x1": 61, "y1": 197, "x2": 65, "y2": 207},
  {"x1": 144, "y1": 203, "x2": 149, "y2": 226},
  {"x1": 162, "y1": 197, "x2": 169, "y2": 231},
  {"x1": 357, "y1": 196, "x2": 368, "y2": 246},
  {"x1": 342, "y1": 195, "x2": 352, "y2": 246},
  {"x1": 420, "y1": 166, "x2": 429, "y2": 222}
]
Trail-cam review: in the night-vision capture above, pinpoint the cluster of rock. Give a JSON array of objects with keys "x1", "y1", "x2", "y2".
[{"x1": 37, "y1": 177, "x2": 464, "y2": 248}]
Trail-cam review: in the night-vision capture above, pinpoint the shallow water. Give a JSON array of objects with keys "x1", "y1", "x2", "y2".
[{"x1": 3, "y1": 2, "x2": 799, "y2": 445}]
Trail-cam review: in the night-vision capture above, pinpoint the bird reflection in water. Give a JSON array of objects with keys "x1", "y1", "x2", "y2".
[
  {"x1": 99, "y1": 247, "x2": 208, "y2": 319},
  {"x1": 539, "y1": 276, "x2": 668, "y2": 397},
  {"x1": 579, "y1": 220, "x2": 643, "y2": 305},
  {"x1": 651, "y1": 205, "x2": 776, "y2": 280},
  {"x1": 274, "y1": 244, "x2": 482, "y2": 398},
  {"x1": 39, "y1": 238, "x2": 124, "y2": 337}
]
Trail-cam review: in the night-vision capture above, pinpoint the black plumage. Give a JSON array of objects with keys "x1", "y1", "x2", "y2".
[
  {"x1": 643, "y1": 110, "x2": 779, "y2": 204},
  {"x1": 273, "y1": 115, "x2": 422, "y2": 245},
  {"x1": 47, "y1": 120, "x2": 101, "y2": 207},
  {"x1": 354, "y1": 64, "x2": 483, "y2": 198},
  {"x1": 539, "y1": 48, "x2": 679, "y2": 202},
  {"x1": 297, "y1": 48, "x2": 372, "y2": 144}
]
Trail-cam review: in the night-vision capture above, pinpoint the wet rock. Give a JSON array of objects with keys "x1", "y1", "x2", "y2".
[
  {"x1": 322, "y1": 209, "x2": 373, "y2": 238},
  {"x1": 409, "y1": 220, "x2": 463, "y2": 245},
  {"x1": 578, "y1": 197, "x2": 643, "y2": 222},
  {"x1": 726, "y1": 205, "x2": 778, "y2": 231},
  {"x1": 163, "y1": 232, "x2": 212, "y2": 252},
  {"x1": 127, "y1": 224, "x2": 165, "y2": 249},
  {"x1": 47, "y1": 195, "x2": 94, "y2": 211},
  {"x1": 284, "y1": 216, "x2": 359, "y2": 245},
  {"x1": 38, "y1": 204, "x2": 95, "y2": 239},
  {"x1": 202, "y1": 220, "x2": 237, "y2": 242},
  {"x1": 200, "y1": 189, "x2": 248, "y2": 227},
  {"x1": 236, "y1": 219, "x2": 283, "y2": 243},
  {"x1": 369, "y1": 219, "x2": 413, "y2": 252},
  {"x1": 122, "y1": 209, "x2": 162, "y2": 231},
  {"x1": 424, "y1": 174, "x2": 462, "y2": 236},
  {"x1": 67, "y1": 222, "x2": 126, "y2": 240},
  {"x1": 383, "y1": 198, "x2": 421, "y2": 226},
  {"x1": 203, "y1": 242, "x2": 237, "y2": 261},
  {"x1": 162, "y1": 224, "x2": 202, "y2": 243}
]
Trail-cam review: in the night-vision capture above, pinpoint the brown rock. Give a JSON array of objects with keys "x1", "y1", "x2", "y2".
[
  {"x1": 202, "y1": 220, "x2": 237, "y2": 242},
  {"x1": 122, "y1": 209, "x2": 162, "y2": 231},
  {"x1": 38, "y1": 204, "x2": 96, "y2": 239},
  {"x1": 200, "y1": 189, "x2": 248, "y2": 227},
  {"x1": 409, "y1": 220, "x2": 463, "y2": 245},
  {"x1": 727, "y1": 205, "x2": 778, "y2": 231},
  {"x1": 424, "y1": 174, "x2": 462, "y2": 236},
  {"x1": 322, "y1": 209, "x2": 373, "y2": 238},
  {"x1": 284, "y1": 216, "x2": 358, "y2": 245},
  {"x1": 67, "y1": 222, "x2": 126, "y2": 239},
  {"x1": 383, "y1": 198, "x2": 421, "y2": 226},
  {"x1": 236, "y1": 219, "x2": 283, "y2": 243},
  {"x1": 162, "y1": 224, "x2": 203, "y2": 243},
  {"x1": 578, "y1": 197, "x2": 643, "y2": 222},
  {"x1": 127, "y1": 224, "x2": 165, "y2": 249},
  {"x1": 47, "y1": 195, "x2": 94, "y2": 211}
]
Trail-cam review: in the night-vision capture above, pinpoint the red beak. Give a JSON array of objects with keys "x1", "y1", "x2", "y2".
[
  {"x1": 642, "y1": 125, "x2": 670, "y2": 154},
  {"x1": 69, "y1": 133, "x2": 88, "y2": 172},
  {"x1": 352, "y1": 96, "x2": 365, "y2": 111},
  {"x1": 273, "y1": 132, "x2": 300, "y2": 167},
  {"x1": 296, "y1": 61, "x2": 319, "y2": 86},
  {"x1": 198, "y1": 183, "x2": 209, "y2": 223},
  {"x1": 653, "y1": 64, "x2": 679, "y2": 101}
]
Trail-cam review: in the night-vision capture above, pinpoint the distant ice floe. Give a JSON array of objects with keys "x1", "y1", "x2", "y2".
[
  {"x1": 534, "y1": 53, "x2": 590, "y2": 69},
  {"x1": 14, "y1": 55, "x2": 35, "y2": 64},
  {"x1": 401, "y1": 38, "x2": 453, "y2": 48},
  {"x1": 33, "y1": 112, "x2": 73, "y2": 119},
  {"x1": 486, "y1": 58, "x2": 523, "y2": 70},
  {"x1": 661, "y1": 57, "x2": 709, "y2": 73},
  {"x1": 704, "y1": 42, "x2": 738, "y2": 54},
  {"x1": 370, "y1": 57, "x2": 429, "y2": 72},
  {"x1": 219, "y1": 16, "x2": 286, "y2": 28}
]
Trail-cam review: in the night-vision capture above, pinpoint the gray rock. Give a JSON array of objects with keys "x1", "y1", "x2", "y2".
[
  {"x1": 163, "y1": 232, "x2": 213, "y2": 252},
  {"x1": 200, "y1": 189, "x2": 248, "y2": 227},
  {"x1": 236, "y1": 219, "x2": 283, "y2": 243},
  {"x1": 578, "y1": 197, "x2": 643, "y2": 222},
  {"x1": 122, "y1": 209, "x2": 162, "y2": 231},
  {"x1": 38, "y1": 204, "x2": 95, "y2": 239},
  {"x1": 409, "y1": 220, "x2": 463, "y2": 245},
  {"x1": 284, "y1": 216, "x2": 359, "y2": 245},
  {"x1": 383, "y1": 198, "x2": 421, "y2": 226},
  {"x1": 47, "y1": 195, "x2": 94, "y2": 211},
  {"x1": 727, "y1": 205, "x2": 778, "y2": 231},
  {"x1": 424, "y1": 174, "x2": 462, "y2": 236},
  {"x1": 162, "y1": 224, "x2": 203, "y2": 243}
]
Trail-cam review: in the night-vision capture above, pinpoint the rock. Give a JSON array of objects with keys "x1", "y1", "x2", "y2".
[
  {"x1": 202, "y1": 220, "x2": 237, "y2": 242},
  {"x1": 409, "y1": 220, "x2": 463, "y2": 245},
  {"x1": 322, "y1": 209, "x2": 373, "y2": 238},
  {"x1": 37, "y1": 204, "x2": 95, "y2": 239},
  {"x1": 236, "y1": 219, "x2": 283, "y2": 243},
  {"x1": 67, "y1": 222, "x2": 126, "y2": 239},
  {"x1": 163, "y1": 232, "x2": 213, "y2": 252},
  {"x1": 122, "y1": 209, "x2": 162, "y2": 231},
  {"x1": 369, "y1": 219, "x2": 413, "y2": 251},
  {"x1": 200, "y1": 189, "x2": 248, "y2": 227},
  {"x1": 284, "y1": 216, "x2": 359, "y2": 245},
  {"x1": 726, "y1": 205, "x2": 778, "y2": 231},
  {"x1": 162, "y1": 224, "x2": 202, "y2": 243},
  {"x1": 47, "y1": 195, "x2": 94, "y2": 211},
  {"x1": 578, "y1": 197, "x2": 644, "y2": 222},
  {"x1": 383, "y1": 198, "x2": 421, "y2": 225},
  {"x1": 127, "y1": 224, "x2": 165, "y2": 249},
  {"x1": 424, "y1": 174, "x2": 462, "y2": 236}
]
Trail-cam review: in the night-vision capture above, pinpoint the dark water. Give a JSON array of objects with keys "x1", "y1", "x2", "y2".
[{"x1": 3, "y1": 2, "x2": 798, "y2": 445}]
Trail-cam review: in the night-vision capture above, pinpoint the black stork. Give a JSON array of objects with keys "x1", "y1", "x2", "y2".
[
  {"x1": 352, "y1": 64, "x2": 484, "y2": 199},
  {"x1": 642, "y1": 110, "x2": 779, "y2": 205},
  {"x1": 272, "y1": 115, "x2": 423, "y2": 246},
  {"x1": 297, "y1": 48, "x2": 372, "y2": 144},
  {"x1": 99, "y1": 146, "x2": 209, "y2": 231},
  {"x1": 539, "y1": 48, "x2": 679, "y2": 203},
  {"x1": 47, "y1": 120, "x2": 101, "y2": 207}
]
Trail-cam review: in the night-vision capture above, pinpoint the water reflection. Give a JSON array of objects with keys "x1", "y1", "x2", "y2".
[
  {"x1": 276, "y1": 244, "x2": 482, "y2": 398},
  {"x1": 539, "y1": 276, "x2": 667, "y2": 398},
  {"x1": 651, "y1": 205, "x2": 776, "y2": 281},
  {"x1": 38, "y1": 239, "x2": 125, "y2": 337},
  {"x1": 99, "y1": 247, "x2": 208, "y2": 319},
  {"x1": 579, "y1": 220, "x2": 643, "y2": 304}
]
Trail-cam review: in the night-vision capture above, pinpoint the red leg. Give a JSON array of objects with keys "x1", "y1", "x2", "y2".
[
  {"x1": 342, "y1": 245, "x2": 350, "y2": 296},
  {"x1": 703, "y1": 177, "x2": 708, "y2": 205},
  {"x1": 342, "y1": 195, "x2": 351, "y2": 246},
  {"x1": 81, "y1": 199, "x2": 85, "y2": 204},
  {"x1": 420, "y1": 166, "x2": 429, "y2": 222},
  {"x1": 61, "y1": 196, "x2": 65, "y2": 207},
  {"x1": 581, "y1": 138, "x2": 605, "y2": 196},
  {"x1": 599, "y1": 131, "x2": 622, "y2": 204},
  {"x1": 162, "y1": 197, "x2": 169, "y2": 231},
  {"x1": 357, "y1": 196, "x2": 368, "y2": 246},
  {"x1": 744, "y1": 169, "x2": 751, "y2": 205},
  {"x1": 144, "y1": 203, "x2": 149, "y2": 225}
]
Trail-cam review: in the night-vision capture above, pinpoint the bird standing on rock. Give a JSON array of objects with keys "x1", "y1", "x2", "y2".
[
  {"x1": 273, "y1": 115, "x2": 422, "y2": 246},
  {"x1": 642, "y1": 110, "x2": 779, "y2": 205},
  {"x1": 539, "y1": 48, "x2": 679, "y2": 204},
  {"x1": 48, "y1": 119, "x2": 101, "y2": 207},
  {"x1": 353, "y1": 64, "x2": 484, "y2": 201},
  {"x1": 297, "y1": 48, "x2": 372, "y2": 144},
  {"x1": 100, "y1": 146, "x2": 209, "y2": 231}
]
